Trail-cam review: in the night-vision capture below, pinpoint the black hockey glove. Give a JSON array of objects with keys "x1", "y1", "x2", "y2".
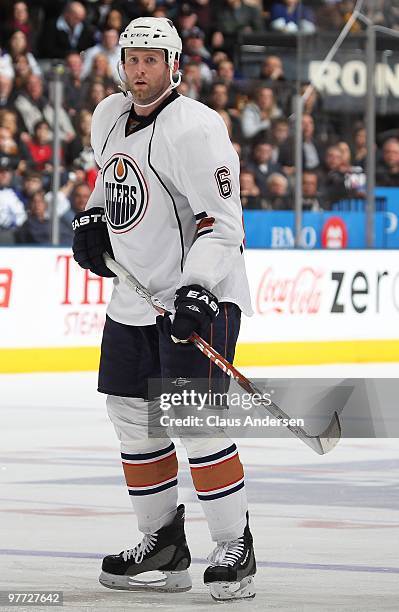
[
  {"x1": 72, "y1": 207, "x2": 116, "y2": 277},
  {"x1": 170, "y1": 284, "x2": 219, "y2": 343}
]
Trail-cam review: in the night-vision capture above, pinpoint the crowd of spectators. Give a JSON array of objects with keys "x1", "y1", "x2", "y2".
[{"x1": 0, "y1": 0, "x2": 398, "y2": 245}]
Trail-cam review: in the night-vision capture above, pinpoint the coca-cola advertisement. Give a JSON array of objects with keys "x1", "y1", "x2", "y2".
[
  {"x1": 256, "y1": 266, "x2": 323, "y2": 315},
  {"x1": 242, "y1": 249, "x2": 399, "y2": 346}
]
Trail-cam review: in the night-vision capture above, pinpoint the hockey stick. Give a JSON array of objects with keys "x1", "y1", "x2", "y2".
[{"x1": 103, "y1": 253, "x2": 341, "y2": 455}]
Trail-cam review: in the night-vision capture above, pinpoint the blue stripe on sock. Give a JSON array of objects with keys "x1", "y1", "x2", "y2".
[
  {"x1": 121, "y1": 442, "x2": 175, "y2": 462},
  {"x1": 128, "y1": 479, "x2": 178, "y2": 496},
  {"x1": 188, "y1": 443, "x2": 237, "y2": 465},
  {"x1": 197, "y1": 480, "x2": 244, "y2": 501}
]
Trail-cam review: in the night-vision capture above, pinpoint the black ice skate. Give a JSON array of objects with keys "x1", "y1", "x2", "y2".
[
  {"x1": 204, "y1": 512, "x2": 256, "y2": 601},
  {"x1": 99, "y1": 504, "x2": 192, "y2": 592}
]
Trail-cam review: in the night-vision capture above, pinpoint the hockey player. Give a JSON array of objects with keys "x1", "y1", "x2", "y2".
[{"x1": 72, "y1": 16, "x2": 256, "y2": 601}]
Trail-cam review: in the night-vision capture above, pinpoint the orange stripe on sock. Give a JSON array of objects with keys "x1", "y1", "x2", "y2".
[
  {"x1": 190, "y1": 453, "x2": 244, "y2": 493},
  {"x1": 122, "y1": 452, "x2": 178, "y2": 488}
]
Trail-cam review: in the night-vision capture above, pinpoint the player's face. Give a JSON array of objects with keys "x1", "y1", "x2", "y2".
[{"x1": 123, "y1": 49, "x2": 171, "y2": 105}]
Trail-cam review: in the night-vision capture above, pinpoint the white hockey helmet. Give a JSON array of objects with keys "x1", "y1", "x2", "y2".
[{"x1": 119, "y1": 17, "x2": 182, "y2": 75}]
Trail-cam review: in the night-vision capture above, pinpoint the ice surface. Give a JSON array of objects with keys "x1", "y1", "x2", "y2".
[{"x1": 1, "y1": 367, "x2": 398, "y2": 611}]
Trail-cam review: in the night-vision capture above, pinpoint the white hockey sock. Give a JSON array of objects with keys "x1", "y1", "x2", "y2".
[
  {"x1": 186, "y1": 440, "x2": 248, "y2": 542},
  {"x1": 121, "y1": 440, "x2": 179, "y2": 534}
]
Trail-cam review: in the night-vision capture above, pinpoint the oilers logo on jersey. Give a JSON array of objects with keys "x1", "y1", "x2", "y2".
[{"x1": 102, "y1": 153, "x2": 149, "y2": 233}]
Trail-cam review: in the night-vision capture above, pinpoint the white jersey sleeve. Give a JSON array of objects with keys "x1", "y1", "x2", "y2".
[
  {"x1": 170, "y1": 110, "x2": 244, "y2": 291},
  {"x1": 85, "y1": 94, "x2": 128, "y2": 212}
]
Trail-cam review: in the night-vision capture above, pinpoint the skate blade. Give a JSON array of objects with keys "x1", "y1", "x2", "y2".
[
  {"x1": 209, "y1": 575, "x2": 256, "y2": 602},
  {"x1": 99, "y1": 569, "x2": 192, "y2": 592}
]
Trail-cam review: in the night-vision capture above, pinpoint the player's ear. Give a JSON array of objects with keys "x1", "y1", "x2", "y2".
[{"x1": 173, "y1": 59, "x2": 179, "y2": 73}]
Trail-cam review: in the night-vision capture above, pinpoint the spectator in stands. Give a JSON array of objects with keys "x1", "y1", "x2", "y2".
[
  {"x1": 85, "y1": 0, "x2": 121, "y2": 31},
  {"x1": 259, "y1": 55, "x2": 285, "y2": 83},
  {"x1": 302, "y1": 171, "x2": 321, "y2": 211},
  {"x1": 15, "y1": 189, "x2": 71, "y2": 245},
  {"x1": 317, "y1": 0, "x2": 363, "y2": 33},
  {"x1": 300, "y1": 84, "x2": 331, "y2": 143},
  {"x1": 17, "y1": 170, "x2": 43, "y2": 207},
  {"x1": 240, "y1": 167, "x2": 263, "y2": 209},
  {"x1": 177, "y1": 3, "x2": 199, "y2": 36},
  {"x1": 376, "y1": 138, "x2": 399, "y2": 187},
  {"x1": 22, "y1": 120, "x2": 57, "y2": 173},
  {"x1": 12, "y1": 54, "x2": 32, "y2": 93},
  {"x1": 241, "y1": 86, "x2": 282, "y2": 140},
  {"x1": 316, "y1": 1, "x2": 350, "y2": 31},
  {"x1": 2, "y1": 29, "x2": 42, "y2": 77},
  {"x1": 214, "y1": 0, "x2": 264, "y2": 56},
  {"x1": 0, "y1": 109, "x2": 29, "y2": 169},
  {"x1": 0, "y1": 109, "x2": 20, "y2": 146},
  {"x1": 208, "y1": 82, "x2": 242, "y2": 142},
  {"x1": 180, "y1": 61, "x2": 206, "y2": 100},
  {"x1": 270, "y1": 117, "x2": 290, "y2": 163},
  {"x1": 247, "y1": 140, "x2": 281, "y2": 196},
  {"x1": 181, "y1": 28, "x2": 213, "y2": 83},
  {"x1": 0, "y1": 74, "x2": 14, "y2": 109},
  {"x1": 279, "y1": 113, "x2": 324, "y2": 176},
  {"x1": 103, "y1": 9, "x2": 125, "y2": 33},
  {"x1": 4, "y1": 2, "x2": 37, "y2": 53},
  {"x1": 212, "y1": 49, "x2": 229, "y2": 66},
  {"x1": 0, "y1": 72, "x2": 14, "y2": 109},
  {"x1": 41, "y1": 1, "x2": 95, "y2": 59},
  {"x1": 0, "y1": 156, "x2": 26, "y2": 244},
  {"x1": 259, "y1": 55, "x2": 291, "y2": 113},
  {"x1": 14, "y1": 74, "x2": 75, "y2": 142},
  {"x1": 351, "y1": 125, "x2": 367, "y2": 168},
  {"x1": 64, "y1": 52, "x2": 85, "y2": 115},
  {"x1": 270, "y1": 0, "x2": 315, "y2": 34},
  {"x1": 337, "y1": 140, "x2": 366, "y2": 194},
  {"x1": 0, "y1": 125, "x2": 23, "y2": 171},
  {"x1": 320, "y1": 145, "x2": 361, "y2": 207},
  {"x1": 70, "y1": 181, "x2": 91, "y2": 213},
  {"x1": 121, "y1": 0, "x2": 158, "y2": 20},
  {"x1": 44, "y1": 170, "x2": 81, "y2": 216},
  {"x1": 190, "y1": 0, "x2": 212, "y2": 34},
  {"x1": 82, "y1": 28, "x2": 120, "y2": 84},
  {"x1": 264, "y1": 172, "x2": 292, "y2": 210},
  {"x1": 82, "y1": 79, "x2": 107, "y2": 113},
  {"x1": 154, "y1": 6, "x2": 171, "y2": 17},
  {"x1": 65, "y1": 110, "x2": 95, "y2": 171},
  {"x1": 61, "y1": 181, "x2": 92, "y2": 228},
  {"x1": 85, "y1": 53, "x2": 116, "y2": 92},
  {"x1": 215, "y1": 59, "x2": 245, "y2": 108}
]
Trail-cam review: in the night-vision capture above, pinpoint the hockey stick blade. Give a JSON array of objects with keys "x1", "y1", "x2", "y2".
[
  {"x1": 103, "y1": 253, "x2": 341, "y2": 455},
  {"x1": 190, "y1": 333, "x2": 341, "y2": 455}
]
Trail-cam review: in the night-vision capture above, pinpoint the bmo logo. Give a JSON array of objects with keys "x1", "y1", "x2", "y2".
[{"x1": 322, "y1": 217, "x2": 348, "y2": 249}]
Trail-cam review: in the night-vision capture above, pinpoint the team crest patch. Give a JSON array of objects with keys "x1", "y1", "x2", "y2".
[{"x1": 102, "y1": 153, "x2": 149, "y2": 233}]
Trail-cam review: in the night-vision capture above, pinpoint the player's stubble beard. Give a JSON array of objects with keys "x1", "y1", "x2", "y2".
[{"x1": 129, "y1": 69, "x2": 171, "y2": 108}]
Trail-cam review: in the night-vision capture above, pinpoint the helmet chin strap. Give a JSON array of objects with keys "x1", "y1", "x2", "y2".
[{"x1": 117, "y1": 61, "x2": 182, "y2": 108}]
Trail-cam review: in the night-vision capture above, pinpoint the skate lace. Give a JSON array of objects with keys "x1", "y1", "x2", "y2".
[
  {"x1": 122, "y1": 534, "x2": 158, "y2": 563},
  {"x1": 207, "y1": 537, "x2": 245, "y2": 567}
]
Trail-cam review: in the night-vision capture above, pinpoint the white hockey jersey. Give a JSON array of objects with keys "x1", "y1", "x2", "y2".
[{"x1": 86, "y1": 90, "x2": 253, "y2": 326}]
